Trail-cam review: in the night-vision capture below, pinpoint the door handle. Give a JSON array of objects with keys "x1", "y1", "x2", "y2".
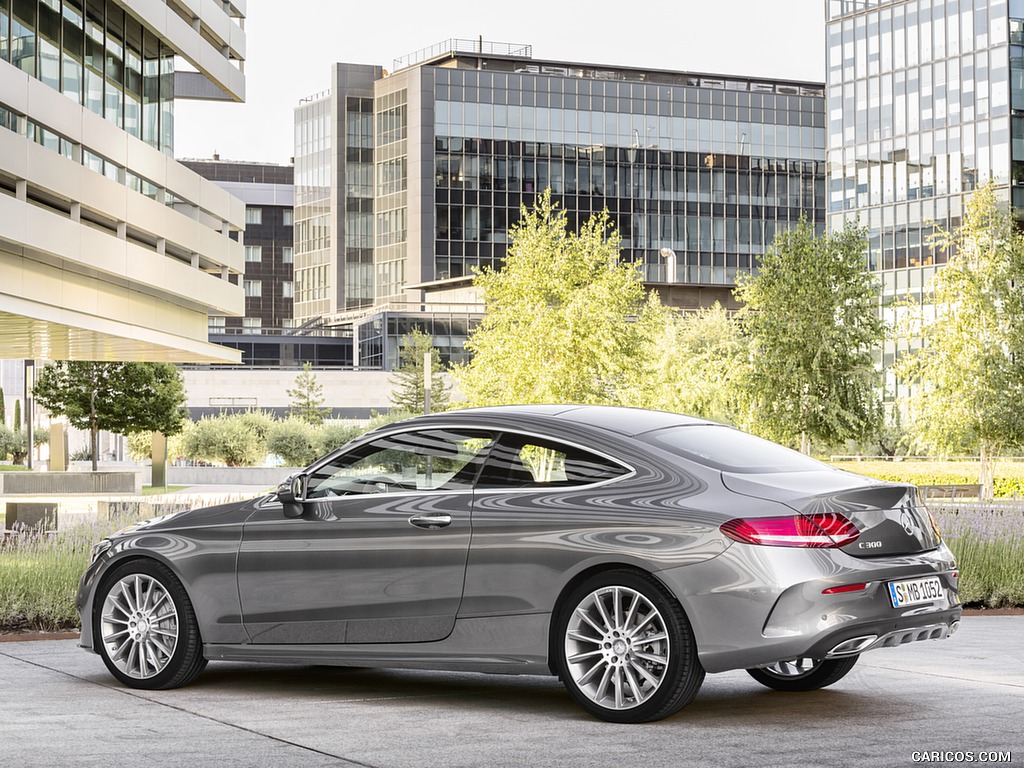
[{"x1": 409, "y1": 513, "x2": 453, "y2": 529}]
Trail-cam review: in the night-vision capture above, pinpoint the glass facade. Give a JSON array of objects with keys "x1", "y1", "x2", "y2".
[
  {"x1": 356, "y1": 310, "x2": 478, "y2": 369},
  {"x1": 431, "y1": 65, "x2": 826, "y2": 289},
  {"x1": 0, "y1": 0, "x2": 175, "y2": 154},
  {"x1": 347, "y1": 96, "x2": 374, "y2": 308},
  {"x1": 294, "y1": 95, "x2": 332, "y2": 318},
  {"x1": 826, "y1": 0, "x2": 1015, "y2": 377}
]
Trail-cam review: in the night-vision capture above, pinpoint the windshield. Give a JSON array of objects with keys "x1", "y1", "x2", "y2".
[{"x1": 638, "y1": 425, "x2": 828, "y2": 474}]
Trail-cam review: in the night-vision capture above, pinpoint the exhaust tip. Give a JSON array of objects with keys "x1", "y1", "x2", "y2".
[
  {"x1": 949, "y1": 620, "x2": 960, "y2": 636},
  {"x1": 827, "y1": 634, "x2": 877, "y2": 657}
]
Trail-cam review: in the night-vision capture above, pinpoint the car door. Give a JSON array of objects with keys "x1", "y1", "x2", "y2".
[{"x1": 237, "y1": 428, "x2": 495, "y2": 644}]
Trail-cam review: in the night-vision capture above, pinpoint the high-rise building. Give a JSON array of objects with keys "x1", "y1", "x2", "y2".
[
  {"x1": 181, "y1": 158, "x2": 295, "y2": 335},
  {"x1": 0, "y1": 0, "x2": 246, "y2": 363},
  {"x1": 294, "y1": 40, "x2": 828, "y2": 369},
  {"x1": 826, "y1": 0, "x2": 1015, "y2": 381}
]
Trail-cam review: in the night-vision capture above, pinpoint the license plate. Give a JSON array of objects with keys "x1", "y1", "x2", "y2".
[{"x1": 888, "y1": 576, "x2": 944, "y2": 608}]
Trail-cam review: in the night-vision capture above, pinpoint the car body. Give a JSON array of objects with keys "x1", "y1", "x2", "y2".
[{"x1": 77, "y1": 405, "x2": 961, "y2": 722}]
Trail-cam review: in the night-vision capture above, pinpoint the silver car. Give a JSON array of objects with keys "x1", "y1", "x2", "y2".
[{"x1": 77, "y1": 405, "x2": 961, "y2": 723}]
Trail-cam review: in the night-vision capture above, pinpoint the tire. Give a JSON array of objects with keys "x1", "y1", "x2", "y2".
[
  {"x1": 746, "y1": 655, "x2": 859, "y2": 692},
  {"x1": 554, "y1": 570, "x2": 705, "y2": 723},
  {"x1": 94, "y1": 559, "x2": 207, "y2": 690}
]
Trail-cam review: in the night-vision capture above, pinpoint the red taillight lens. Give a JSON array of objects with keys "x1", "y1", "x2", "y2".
[
  {"x1": 822, "y1": 583, "x2": 868, "y2": 594},
  {"x1": 720, "y1": 513, "x2": 860, "y2": 548}
]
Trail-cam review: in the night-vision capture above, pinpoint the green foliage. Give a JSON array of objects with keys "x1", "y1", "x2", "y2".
[
  {"x1": 316, "y1": 422, "x2": 364, "y2": 457},
  {"x1": 624, "y1": 302, "x2": 749, "y2": 424},
  {"x1": 181, "y1": 414, "x2": 265, "y2": 467},
  {"x1": 827, "y1": 459, "x2": 1024, "y2": 498},
  {"x1": 33, "y1": 362, "x2": 187, "y2": 471},
  {"x1": 267, "y1": 418, "x2": 321, "y2": 467},
  {"x1": 287, "y1": 363, "x2": 329, "y2": 425},
  {"x1": 13, "y1": 398, "x2": 20, "y2": 431},
  {"x1": 0, "y1": 385, "x2": 5, "y2": 426},
  {"x1": 895, "y1": 183, "x2": 1024, "y2": 497},
  {"x1": 126, "y1": 430, "x2": 186, "y2": 462},
  {"x1": 932, "y1": 506, "x2": 1024, "y2": 608},
  {"x1": 456, "y1": 191, "x2": 665, "y2": 406},
  {"x1": 390, "y1": 329, "x2": 451, "y2": 413},
  {"x1": 735, "y1": 219, "x2": 884, "y2": 452}
]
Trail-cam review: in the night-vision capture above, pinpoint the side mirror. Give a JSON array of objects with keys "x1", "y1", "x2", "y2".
[{"x1": 277, "y1": 474, "x2": 306, "y2": 518}]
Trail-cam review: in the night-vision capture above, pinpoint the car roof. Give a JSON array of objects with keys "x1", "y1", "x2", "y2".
[{"x1": 410, "y1": 404, "x2": 715, "y2": 438}]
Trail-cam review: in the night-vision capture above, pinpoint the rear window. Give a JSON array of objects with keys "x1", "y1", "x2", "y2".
[
  {"x1": 476, "y1": 434, "x2": 630, "y2": 489},
  {"x1": 639, "y1": 425, "x2": 826, "y2": 474}
]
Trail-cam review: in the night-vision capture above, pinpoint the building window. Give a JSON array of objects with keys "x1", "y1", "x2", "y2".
[
  {"x1": 283, "y1": 209, "x2": 293, "y2": 226},
  {"x1": 282, "y1": 246, "x2": 294, "y2": 263},
  {"x1": 246, "y1": 207, "x2": 262, "y2": 225},
  {"x1": 243, "y1": 317, "x2": 262, "y2": 333},
  {"x1": 244, "y1": 280, "x2": 262, "y2": 297},
  {"x1": 208, "y1": 316, "x2": 226, "y2": 331},
  {"x1": 244, "y1": 245, "x2": 262, "y2": 262},
  {"x1": 282, "y1": 281, "x2": 294, "y2": 298}
]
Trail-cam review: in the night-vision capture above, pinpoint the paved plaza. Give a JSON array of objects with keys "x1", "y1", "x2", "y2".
[{"x1": 0, "y1": 617, "x2": 1020, "y2": 768}]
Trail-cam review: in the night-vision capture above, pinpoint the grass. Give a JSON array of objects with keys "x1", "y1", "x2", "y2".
[
  {"x1": 0, "y1": 515, "x2": 137, "y2": 631},
  {"x1": 0, "y1": 465, "x2": 30, "y2": 471},
  {"x1": 142, "y1": 485, "x2": 188, "y2": 496}
]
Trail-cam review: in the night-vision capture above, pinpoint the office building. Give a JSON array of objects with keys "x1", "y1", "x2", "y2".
[
  {"x1": 826, "y1": 0, "x2": 1016, "y2": 377},
  {"x1": 294, "y1": 40, "x2": 827, "y2": 369},
  {"x1": 181, "y1": 157, "x2": 295, "y2": 334},
  {"x1": 0, "y1": 0, "x2": 247, "y2": 363}
]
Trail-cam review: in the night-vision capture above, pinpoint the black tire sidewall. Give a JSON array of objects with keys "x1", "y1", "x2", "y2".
[
  {"x1": 93, "y1": 559, "x2": 195, "y2": 690},
  {"x1": 746, "y1": 655, "x2": 859, "y2": 692},
  {"x1": 554, "y1": 569, "x2": 700, "y2": 723}
]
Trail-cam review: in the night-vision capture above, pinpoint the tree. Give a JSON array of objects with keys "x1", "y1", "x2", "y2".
[
  {"x1": 390, "y1": 329, "x2": 451, "y2": 413},
  {"x1": 734, "y1": 218, "x2": 884, "y2": 453},
  {"x1": 32, "y1": 361, "x2": 187, "y2": 471},
  {"x1": 287, "y1": 363, "x2": 328, "y2": 425},
  {"x1": 13, "y1": 399, "x2": 20, "y2": 431},
  {"x1": 624, "y1": 303, "x2": 750, "y2": 425},
  {"x1": 455, "y1": 191, "x2": 667, "y2": 406},
  {"x1": 895, "y1": 182, "x2": 1024, "y2": 497},
  {"x1": 0, "y1": 385, "x2": 5, "y2": 426}
]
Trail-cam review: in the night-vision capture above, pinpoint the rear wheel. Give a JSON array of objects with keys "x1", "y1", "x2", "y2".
[
  {"x1": 555, "y1": 570, "x2": 704, "y2": 723},
  {"x1": 94, "y1": 560, "x2": 206, "y2": 690},
  {"x1": 746, "y1": 655, "x2": 859, "y2": 692}
]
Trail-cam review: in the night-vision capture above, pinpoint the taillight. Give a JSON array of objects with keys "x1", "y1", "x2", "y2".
[
  {"x1": 720, "y1": 513, "x2": 860, "y2": 548},
  {"x1": 822, "y1": 583, "x2": 868, "y2": 594}
]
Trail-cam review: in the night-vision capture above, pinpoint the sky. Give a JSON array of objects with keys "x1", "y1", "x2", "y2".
[{"x1": 174, "y1": 0, "x2": 826, "y2": 165}]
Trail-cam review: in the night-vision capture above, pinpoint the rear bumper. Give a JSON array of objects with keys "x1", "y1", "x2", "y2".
[{"x1": 656, "y1": 541, "x2": 961, "y2": 673}]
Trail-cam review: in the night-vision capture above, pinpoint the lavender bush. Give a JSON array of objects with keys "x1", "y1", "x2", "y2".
[
  {"x1": 931, "y1": 502, "x2": 1024, "y2": 608},
  {"x1": 0, "y1": 495, "x2": 251, "y2": 632}
]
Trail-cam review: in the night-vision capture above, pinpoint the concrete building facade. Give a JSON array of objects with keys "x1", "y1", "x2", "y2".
[
  {"x1": 0, "y1": 0, "x2": 247, "y2": 363},
  {"x1": 181, "y1": 157, "x2": 295, "y2": 335}
]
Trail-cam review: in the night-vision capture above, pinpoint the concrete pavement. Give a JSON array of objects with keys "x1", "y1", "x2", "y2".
[{"x1": 0, "y1": 617, "x2": 1021, "y2": 768}]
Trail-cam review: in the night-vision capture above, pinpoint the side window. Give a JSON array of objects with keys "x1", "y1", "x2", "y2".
[
  {"x1": 306, "y1": 429, "x2": 495, "y2": 498},
  {"x1": 476, "y1": 434, "x2": 629, "y2": 489}
]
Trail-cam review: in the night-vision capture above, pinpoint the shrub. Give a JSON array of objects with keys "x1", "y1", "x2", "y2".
[
  {"x1": 829, "y1": 460, "x2": 1024, "y2": 498},
  {"x1": 182, "y1": 414, "x2": 265, "y2": 467},
  {"x1": 267, "y1": 419, "x2": 320, "y2": 467},
  {"x1": 932, "y1": 504, "x2": 1024, "y2": 608}
]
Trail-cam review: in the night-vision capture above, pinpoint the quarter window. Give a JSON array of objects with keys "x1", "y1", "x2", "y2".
[
  {"x1": 306, "y1": 430, "x2": 496, "y2": 497},
  {"x1": 476, "y1": 434, "x2": 629, "y2": 489}
]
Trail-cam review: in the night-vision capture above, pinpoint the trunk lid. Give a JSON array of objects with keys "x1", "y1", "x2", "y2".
[{"x1": 721, "y1": 469, "x2": 941, "y2": 556}]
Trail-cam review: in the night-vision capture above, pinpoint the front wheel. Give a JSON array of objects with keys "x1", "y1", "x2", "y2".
[
  {"x1": 94, "y1": 559, "x2": 207, "y2": 690},
  {"x1": 554, "y1": 570, "x2": 705, "y2": 723},
  {"x1": 746, "y1": 655, "x2": 859, "y2": 692}
]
